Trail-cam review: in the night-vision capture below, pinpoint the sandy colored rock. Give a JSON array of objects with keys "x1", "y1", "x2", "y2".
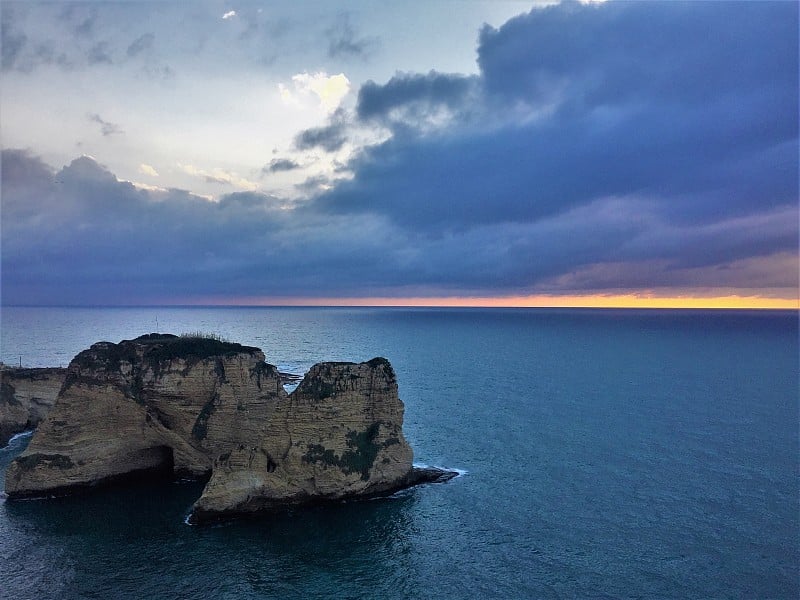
[
  {"x1": 191, "y1": 358, "x2": 414, "y2": 521},
  {"x1": 0, "y1": 366, "x2": 66, "y2": 447},
  {"x1": 4, "y1": 335, "x2": 453, "y2": 521},
  {"x1": 4, "y1": 335, "x2": 283, "y2": 497}
]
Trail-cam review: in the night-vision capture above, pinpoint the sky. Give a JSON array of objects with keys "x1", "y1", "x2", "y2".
[{"x1": 1, "y1": 0, "x2": 798, "y2": 308}]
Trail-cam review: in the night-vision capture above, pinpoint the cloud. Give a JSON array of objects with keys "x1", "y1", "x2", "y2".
[
  {"x1": 178, "y1": 163, "x2": 259, "y2": 191},
  {"x1": 2, "y1": 150, "x2": 404, "y2": 304},
  {"x1": 356, "y1": 71, "x2": 478, "y2": 129},
  {"x1": 2, "y1": 2, "x2": 797, "y2": 304},
  {"x1": 73, "y1": 13, "x2": 97, "y2": 38},
  {"x1": 87, "y1": 41, "x2": 113, "y2": 65},
  {"x1": 264, "y1": 158, "x2": 300, "y2": 173},
  {"x1": 88, "y1": 113, "x2": 123, "y2": 136},
  {"x1": 2, "y1": 6, "x2": 161, "y2": 72},
  {"x1": 222, "y1": 11, "x2": 237, "y2": 20},
  {"x1": 294, "y1": 109, "x2": 349, "y2": 153},
  {"x1": 1, "y1": 8, "x2": 74, "y2": 72},
  {"x1": 317, "y1": 1, "x2": 797, "y2": 231},
  {"x1": 279, "y1": 71, "x2": 351, "y2": 114},
  {"x1": 295, "y1": 175, "x2": 331, "y2": 194},
  {"x1": 477, "y1": 1, "x2": 796, "y2": 111},
  {"x1": 326, "y1": 14, "x2": 379, "y2": 60},
  {"x1": 1, "y1": 11, "x2": 27, "y2": 71},
  {"x1": 126, "y1": 33, "x2": 154, "y2": 58},
  {"x1": 138, "y1": 164, "x2": 159, "y2": 177},
  {"x1": 2, "y1": 149, "x2": 796, "y2": 306}
]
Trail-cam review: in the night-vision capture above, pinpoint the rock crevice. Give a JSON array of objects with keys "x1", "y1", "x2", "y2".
[{"x1": 0, "y1": 366, "x2": 66, "y2": 447}]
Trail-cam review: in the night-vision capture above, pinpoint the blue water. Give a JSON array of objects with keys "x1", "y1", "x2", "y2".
[{"x1": 1, "y1": 307, "x2": 797, "y2": 598}]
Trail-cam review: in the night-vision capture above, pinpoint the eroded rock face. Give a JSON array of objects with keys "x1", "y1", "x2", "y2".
[
  {"x1": 4, "y1": 335, "x2": 284, "y2": 497},
  {"x1": 4, "y1": 335, "x2": 450, "y2": 521},
  {"x1": 0, "y1": 367, "x2": 66, "y2": 447},
  {"x1": 191, "y1": 358, "x2": 414, "y2": 521}
]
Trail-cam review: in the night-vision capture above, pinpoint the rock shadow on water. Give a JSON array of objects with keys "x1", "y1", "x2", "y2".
[
  {"x1": 2, "y1": 452, "x2": 429, "y2": 599},
  {"x1": 186, "y1": 491, "x2": 426, "y2": 599}
]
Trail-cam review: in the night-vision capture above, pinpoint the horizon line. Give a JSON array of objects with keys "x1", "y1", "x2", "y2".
[{"x1": 3, "y1": 293, "x2": 798, "y2": 311}]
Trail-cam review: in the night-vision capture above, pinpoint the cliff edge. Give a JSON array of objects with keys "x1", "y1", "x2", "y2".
[
  {"x1": 4, "y1": 335, "x2": 455, "y2": 521},
  {"x1": 1, "y1": 366, "x2": 66, "y2": 447}
]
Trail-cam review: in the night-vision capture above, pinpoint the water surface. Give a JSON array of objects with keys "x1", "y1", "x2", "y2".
[{"x1": 1, "y1": 307, "x2": 797, "y2": 598}]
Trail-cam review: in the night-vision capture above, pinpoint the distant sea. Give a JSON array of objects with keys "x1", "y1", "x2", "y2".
[{"x1": 1, "y1": 306, "x2": 798, "y2": 599}]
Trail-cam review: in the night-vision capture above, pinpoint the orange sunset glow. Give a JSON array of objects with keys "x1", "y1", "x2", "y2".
[{"x1": 181, "y1": 294, "x2": 799, "y2": 310}]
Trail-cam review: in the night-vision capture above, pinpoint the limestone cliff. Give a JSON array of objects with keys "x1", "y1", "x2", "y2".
[
  {"x1": 0, "y1": 366, "x2": 66, "y2": 447},
  {"x1": 191, "y1": 358, "x2": 414, "y2": 521},
  {"x1": 5, "y1": 334, "x2": 283, "y2": 497},
  {"x1": 4, "y1": 335, "x2": 455, "y2": 520}
]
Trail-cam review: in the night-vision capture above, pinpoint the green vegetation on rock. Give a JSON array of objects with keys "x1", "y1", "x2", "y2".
[
  {"x1": 67, "y1": 334, "x2": 261, "y2": 384},
  {"x1": 302, "y1": 422, "x2": 384, "y2": 481},
  {"x1": 133, "y1": 334, "x2": 259, "y2": 366}
]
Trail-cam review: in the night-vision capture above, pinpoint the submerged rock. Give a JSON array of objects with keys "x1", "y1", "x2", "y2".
[
  {"x1": 4, "y1": 335, "x2": 456, "y2": 521},
  {"x1": 0, "y1": 366, "x2": 66, "y2": 447}
]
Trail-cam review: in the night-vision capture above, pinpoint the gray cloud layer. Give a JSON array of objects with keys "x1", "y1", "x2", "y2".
[
  {"x1": 320, "y1": 1, "x2": 797, "y2": 229},
  {"x1": 294, "y1": 109, "x2": 349, "y2": 152},
  {"x1": 2, "y1": 1, "x2": 798, "y2": 305}
]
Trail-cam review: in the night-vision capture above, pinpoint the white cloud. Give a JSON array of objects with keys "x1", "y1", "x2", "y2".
[
  {"x1": 138, "y1": 163, "x2": 159, "y2": 177},
  {"x1": 178, "y1": 163, "x2": 259, "y2": 191},
  {"x1": 222, "y1": 10, "x2": 237, "y2": 20},
  {"x1": 128, "y1": 181, "x2": 167, "y2": 192},
  {"x1": 278, "y1": 72, "x2": 351, "y2": 114}
]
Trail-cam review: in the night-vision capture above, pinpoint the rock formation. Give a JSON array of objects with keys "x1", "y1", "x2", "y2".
[
  {"x1": 192, "y1": 358, "x2": 412, "y2": 520},
  {"x1": 4, "y1": 335, "x2": 455, "y2": 521},
  {"x1": 1, "y1": 366, "x2": 66, "y2": 447}
]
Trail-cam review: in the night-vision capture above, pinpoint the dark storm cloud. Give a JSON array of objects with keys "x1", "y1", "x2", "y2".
[
  {"x1": 2, "y1": 149, "x2": 795, "y2": 305},
  {"x1": 1, "y1": 151, "x2": 408, "y2": 304},
  {"x1": 477, "y1": 1, "x2": 797, "y2": 109},
  {"x1": 294, "y1": 110, "x2": 349, "y2": 153},
  {"x1": 356, "y1": 71, "x2": 476, "y2": 124},
  {"x1": 326, "y1": 14, "x2": 379, "y2": 60},
  {"x1": 319, "y1": 0, "x2": 797, "y2": 230},
  {"x1": 264, "y1": 158, "x2": 300, "y2": 173}
]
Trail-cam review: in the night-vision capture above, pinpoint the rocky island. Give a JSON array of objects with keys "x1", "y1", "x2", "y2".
[{"x1": 3, "y1": 334, "x2": 456, "y2": 522}]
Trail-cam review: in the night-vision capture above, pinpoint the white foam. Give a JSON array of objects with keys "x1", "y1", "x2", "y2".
[
  {"x1": 1, "y1": 429, "x2": 34, "y2": 450},
  {"x1": 8, "y1": 430, "x2": 34, "y2": 444},
  {"x1": 412, "y1": 463, "x2": 468, "y2": 477}
]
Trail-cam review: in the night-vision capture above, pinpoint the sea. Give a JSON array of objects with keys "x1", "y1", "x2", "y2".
[{"x1": 0, "y1": 306, "x2": 797, "y2": 599}]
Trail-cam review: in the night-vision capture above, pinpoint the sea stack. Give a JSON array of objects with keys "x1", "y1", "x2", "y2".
[
  {"x1": 4, "y1": 334, "x2": 454, "y2": 521},
  {"x1": 191, "y1": 358, "x2": 414, "y2": 521}
]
